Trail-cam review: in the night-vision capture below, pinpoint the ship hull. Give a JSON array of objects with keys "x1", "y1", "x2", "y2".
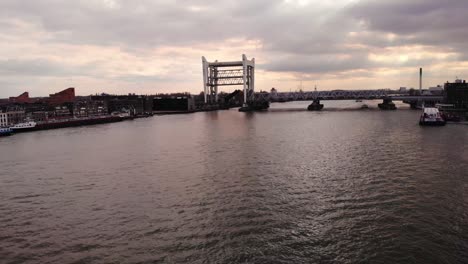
[
  {"x1": 12, "y1": 116, "x2": 124, "y2": 133},
  {"x1": 419, "y1": 120, "x2": 446, "y2": 126},
  {"x1": 307, "y1": 104, "x2": 324, "y2": 111},
  {"x1": 36, "y1": 116, "x2": 123, "y2": 130},
  {"x1": 0, "y1": 131, "x2": 13, "y2": 136},
  {"x1": 10, "y1": 127, "x2": 36, "y2": 133}
]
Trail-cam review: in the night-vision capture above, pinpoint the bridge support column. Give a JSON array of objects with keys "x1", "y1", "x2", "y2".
[
  {"x1": 202, "y1": 56, "x2": 208, "y2": 104},
  {"x1": 408, "y1": 101, "x2": 418, "y2": 109},
  {"x1": 242, "y1": 55, "x2": 248, "y2": 107},
  {"x1": 202, "y1": 54, "x2": 257, "y2": 109},
  {"x1": 378, "y1": 98, "x2": 397, "y2": 110}
]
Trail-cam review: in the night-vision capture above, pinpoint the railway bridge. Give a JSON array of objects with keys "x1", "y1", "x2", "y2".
[
  {"x1": 253, "y1": 90, "x2": 443, "y2": 110},
  {"x1": 202, "y1": 55, "x2": 443, "y2": 111}
]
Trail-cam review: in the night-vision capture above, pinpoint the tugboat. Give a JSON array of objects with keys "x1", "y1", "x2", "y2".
[
  {"x1": 308, "y1": 85, "x2": 324, "y2": 111},
  {"x1": 307, "y1": 98, "x2": 324, "y2": 111},
  {"x1": 0, "y1": 127, "x2": 13, "y2": 137},
  {"x1": 419, "y1": 107, "x2": 446, "y2": 126}
]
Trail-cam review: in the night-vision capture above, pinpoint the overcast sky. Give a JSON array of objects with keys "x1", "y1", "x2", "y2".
[{"x1": 1, "y1": 0, "x2": 467, "y2": 97}]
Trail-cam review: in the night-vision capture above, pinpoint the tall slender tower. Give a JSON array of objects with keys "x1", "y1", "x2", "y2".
[{"x1": 419, "y1": 68, "x2": 422, "y2": 95}]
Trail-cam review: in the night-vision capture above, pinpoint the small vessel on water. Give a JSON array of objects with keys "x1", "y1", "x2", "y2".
[
  {"x1": 419, "y1": 107, "x2": 446, "y2": 126},
  {"x1": 10, "y1": 121, "x2": 37, "y2": 132},
  {"x1": 307, "y1": 98, "x2": 324, "y2": 111},
  {"x1": 0, "y1": 127, "x2": 13, "y2": 137},
  {"x1": 307, "y1": 85, "x2": 324, "y2": 111}
]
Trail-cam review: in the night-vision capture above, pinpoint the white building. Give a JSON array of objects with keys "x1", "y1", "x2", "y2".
[
  {"x1": 428, "y1": 85, "x2": 444, "y2": 95},
  {"x1": 0, "y1": 110, "x2": 25, "y2": 127},
  {"x1": 421, "y1": 90, "x2": 433, "y2": 95},
  {"x1": 0, "y1": 112, "x2": 8, "y2": 127}
]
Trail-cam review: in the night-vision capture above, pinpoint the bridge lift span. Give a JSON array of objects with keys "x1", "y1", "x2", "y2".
[{"x1": 202, "y1": 54, "x2": 255, "y2": 107}]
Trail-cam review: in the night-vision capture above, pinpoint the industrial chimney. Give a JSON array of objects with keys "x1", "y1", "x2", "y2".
[{"x1": 419, "y1": 68, "x2": 422, "y2": 95}]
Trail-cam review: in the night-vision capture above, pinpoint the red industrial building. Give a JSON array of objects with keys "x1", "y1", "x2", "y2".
[
  {"x1": 6, "y1": 88, "x2": 75, "y2": 106},
  {"x1": 9, "y1": 92, "x2": 32, "y2": 103},
  {"x1": 0, "y1": 87, "x2": 75, "y2": 107},
  {"x1": 47, "y1": 88, "x2": 75, "y2": 105}
]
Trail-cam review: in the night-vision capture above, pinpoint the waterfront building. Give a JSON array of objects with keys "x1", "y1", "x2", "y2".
[
  {"x1": 0, "y1": 107, "x2": 26, "y2": 126},
  {"x1": 54, "y1": 106, "x2": 72, "y2": 119},
  {"x1": 29, "y1": 111, "x2": 49, "y2": 122},
  {"x1": 73, "y1": 98, "x2": 108, "y2": 117},
  {"x1": 0, "y1": 112, "x2": 8, "y2": 127},
  {"x1": 90, "y1": 94, "x2": 153, "y2": 115},
  {"x1": 153, "y1": 95, "x2": 196, "y2": 112},
  {"x1": 8, "y1": 110, "x2": 26, "y2": 125},
  {"x1": 429, "y1": 85, "x2": 444, "y2": 95},
  {"x1": 444, "y1": 79, "x2": 468, "y2": 109},
  {"x1": 23, "y1": 102, "x2": 54, "y2": 122}
]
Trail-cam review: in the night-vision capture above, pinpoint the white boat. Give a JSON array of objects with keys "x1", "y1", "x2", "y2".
[
  {"x1": 10, "y1": 121, "x2": 37, "y2": 132},
  {"x1": 419, "y1": 107, "x2": 446, "y2": 126}
]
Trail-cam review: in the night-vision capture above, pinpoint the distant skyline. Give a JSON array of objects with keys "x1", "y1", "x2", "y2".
[{"x1": 1, "y1": 0, "x2": 467, "y2": 97}]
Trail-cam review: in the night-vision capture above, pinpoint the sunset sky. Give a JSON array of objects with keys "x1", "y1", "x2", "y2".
[{"x1": 1, "y1": 0, "x2": 467, "y2": 97}]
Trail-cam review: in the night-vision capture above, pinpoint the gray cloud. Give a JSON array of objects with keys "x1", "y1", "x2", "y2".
[
  {"x1": 0, "y1": 58, "x2": 101, "y2": 77},
  {"x1": 262, "y1": 52, "x2": 370, "y2": 73},
  {"x1": 0, "y1": 0, "x2": 354, "y2": 52},
  {"x1": 262, "y1": 51, "x2": 452, "y2": 74},
  {"x1": 0, "y1": 0, "x2": 468, "y2": 95},
  {"x1": 347, "y1": 0, "x2": 468, "y2": 49}
]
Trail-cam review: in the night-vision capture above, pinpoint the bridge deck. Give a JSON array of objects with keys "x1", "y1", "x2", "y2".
[{"x1": 254, "y1": 90, "x2": 443, "y2": 102}]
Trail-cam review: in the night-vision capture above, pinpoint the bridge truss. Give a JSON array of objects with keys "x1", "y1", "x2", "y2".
[
  {"x1": 202, "y1": 54, "x2": 255, "y2": 106},
  {"x1": 255, "y1": 89, "x2": 391, "y2": 101}
]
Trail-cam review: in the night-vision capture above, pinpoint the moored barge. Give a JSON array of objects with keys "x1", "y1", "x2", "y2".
[{"x1": 10, "y1": 115, "x2": 124, "y2": 133}]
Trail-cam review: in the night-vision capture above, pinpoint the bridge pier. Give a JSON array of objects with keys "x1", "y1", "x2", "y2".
[
  {"x1": 307, "y1": 99, "x2": 324, "y2": 111},
  {"x1": 239, "y1": 100, "x2": 270, "y2": 112},
  {"x1": 378, "y1": 98, "x2": 397, "y2": 110},
  {"x1": 405, "y1": 100, "x2": 419, "y2": 109}
]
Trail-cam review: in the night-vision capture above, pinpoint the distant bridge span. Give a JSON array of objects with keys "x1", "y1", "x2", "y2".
[{"x1": 254, "y1": 90, "x2": 443, "y2": 102}]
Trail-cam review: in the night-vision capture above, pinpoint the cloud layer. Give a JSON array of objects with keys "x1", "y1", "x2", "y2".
[{"x1": 0, "y1": 0, "x2": 467, "y2": 96}]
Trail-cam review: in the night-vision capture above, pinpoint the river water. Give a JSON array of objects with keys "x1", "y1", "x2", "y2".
[{"x1": 1, "y1": 101, "x2": 467, "y2": 264}]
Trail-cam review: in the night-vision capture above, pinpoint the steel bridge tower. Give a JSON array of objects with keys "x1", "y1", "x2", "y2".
[{"x1": 202, "y1": 54, "x2": 255, "y2": 107}]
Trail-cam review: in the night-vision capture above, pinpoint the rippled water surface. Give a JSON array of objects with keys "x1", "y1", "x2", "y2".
[{"x1": 1, "y1": 101, "x2": 467, "y2": 263}]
